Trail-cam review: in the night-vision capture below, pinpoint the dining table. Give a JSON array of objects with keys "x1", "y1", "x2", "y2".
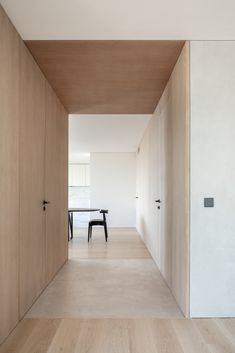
[{"x1": 68, "y1": 208, "x2": 100, "y2": 240}]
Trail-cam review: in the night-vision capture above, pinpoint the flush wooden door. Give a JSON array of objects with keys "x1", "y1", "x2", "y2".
[
  {"x1": 44, "y1": 82, "x2": 68, "y2": 284},
  {"x1": 19, "y1": 43, "x2": 46, "y2": 317},
  {"x1": 150, "y1": 112, "x2": 162, "y2": 265},
  {"x1": 19, "y1": 51, "x2": 69, "y2": 317}
]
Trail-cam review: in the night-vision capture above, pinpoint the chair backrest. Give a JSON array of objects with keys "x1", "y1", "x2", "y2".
[
  {"x1": 100, "y1": 209, "x2": 108, "y2": 214},
  {"x1": 100, "y1": 209, "x2": 108, "y2": 222}
]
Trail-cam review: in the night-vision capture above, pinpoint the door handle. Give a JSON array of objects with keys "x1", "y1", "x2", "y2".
[
  {"x1": 155, "y1": 199, "x2": 161, "y2": 203},
  {"x1": 43, "y1": 200, "x2": 50, "y2": 205},
  {"x1": 43, "y1": 200, "x2": 50, "y2": 211}
]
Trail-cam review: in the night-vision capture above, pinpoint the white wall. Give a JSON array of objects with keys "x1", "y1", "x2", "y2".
[
  {"x1": 69, "y1": 115, "x2": 151, "y2": 156},
  {"x1": 136, "y1": 44, "x2": 189, "y2": 316},
  {"x1": 90, "y1": 153, "x2": 136, "y2": 227},
  {"x1": 190, "y1": 41, "x2": 235, "y2": 317}
]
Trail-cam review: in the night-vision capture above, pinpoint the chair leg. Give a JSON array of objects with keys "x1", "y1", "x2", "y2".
[
  {"x1": 104, "y1": 222, "x2": 108, "y2": 242},
  {"x1": 90, "y1": 225, "x2": 93, "y2": 240}
]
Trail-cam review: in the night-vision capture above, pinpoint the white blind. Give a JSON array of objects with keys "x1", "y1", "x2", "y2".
[{"x1": 69, "y1": 164, "x2": 90, "y2": 186}]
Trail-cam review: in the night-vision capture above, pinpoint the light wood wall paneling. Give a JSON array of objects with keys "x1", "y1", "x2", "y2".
[
  {"x1": 44, "y1": 82, "x2": 68, "y2": 284},
  {"x1": 162, "y1": 43, "x2": 190, "y2": 316},
  {"x1": 0, "y1": 4, "x2": 69, "y2": 343},
  {"x1": 136, "y1": 43, "x2": 190, "y2": 316},
  {"x1": 19, "y1": 42, "x2": 47, "y2": 318},
  {"x1": 0, "y1": 5, "x2": 20, "y2": 343}
]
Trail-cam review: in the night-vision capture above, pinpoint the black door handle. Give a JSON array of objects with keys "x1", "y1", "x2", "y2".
[
  {"x1": 43, "y1": 200, "x2": 50, "y2": 205},
  {"x1": 155, "y1": 199, "x2": 161, "y2": 203},
  {"x1": 43, "y1": 200, "x2": 50, "y2": 211}
]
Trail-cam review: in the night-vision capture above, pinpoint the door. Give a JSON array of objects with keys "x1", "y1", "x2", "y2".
[
  {"x1": 149, "y1": 110, "x2": 168, "y2": 271},
  {"x1": 158, "y1": 105, "x2": 172, "y2": 284},
  {"x1": 45, "y1": 83, "x2": 68, "y2": 284},
  {"x1": 150, "y1": 114, "x2": 162, "y2": 264},
  {"x1": 19, "y1": 44, "x2": 46, "y2": 317}
]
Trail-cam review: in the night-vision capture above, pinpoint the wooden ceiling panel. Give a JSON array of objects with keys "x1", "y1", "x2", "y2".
[{"x1": 25, "y1": 40, "x2": 185, "y2": 114}]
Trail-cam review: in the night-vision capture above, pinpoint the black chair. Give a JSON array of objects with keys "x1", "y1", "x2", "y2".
[{"x1": 88, "y1": 210, "x2": 108, "y2": 242}]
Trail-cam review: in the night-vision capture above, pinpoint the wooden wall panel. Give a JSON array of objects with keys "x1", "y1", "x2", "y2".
[
  {"x1": 136, "y1": 43, "x2": 190, "y2": 316},
  {"x1": 45, "y1": 82, "x2": 68, "y2": 284},
  {"x1": 19, "y1": 43, "x2": 46, "y2": 317},
  {"x1": 0, "y1": 6, "x2": 20, "y2": 343},
  {"x1": 170, "y1": 43, "x2": 190, "y2": 316},
  {"x1": 158, "y1": 43, "x2": 190, "y2": 315},
  {"x1": 0, "y1": 5, "x2": 69, "y2": 344}
]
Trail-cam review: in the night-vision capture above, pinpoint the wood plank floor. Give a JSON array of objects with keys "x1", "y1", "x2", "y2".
[
  {"x1": 1, "y1": 318, "x2": 235, "y2": 353},
  {"x1": 1, "y1": 228, "x2": 235, "y2": 352}
]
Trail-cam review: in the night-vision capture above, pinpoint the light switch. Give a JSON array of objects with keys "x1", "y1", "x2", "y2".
[{"x1": 204, "y1": 198, "x2": 214, "y2": 207}]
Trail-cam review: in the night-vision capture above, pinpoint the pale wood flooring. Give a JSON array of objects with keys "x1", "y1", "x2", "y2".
[
  {"x1": 1, "y1": 318, "x2": 235, "y2": 353},
  {"x1": 1, "y1": 228, "x2": 235, "y2": 352}
]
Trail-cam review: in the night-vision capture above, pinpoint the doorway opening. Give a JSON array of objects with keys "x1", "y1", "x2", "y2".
[{"x1": 26, "y1": 43, "x2": 189, "y2": 321}]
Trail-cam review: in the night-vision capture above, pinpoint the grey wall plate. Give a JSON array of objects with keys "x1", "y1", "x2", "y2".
[{"x1": 204, "y1": 198, "x2": 214, "y2": 207}]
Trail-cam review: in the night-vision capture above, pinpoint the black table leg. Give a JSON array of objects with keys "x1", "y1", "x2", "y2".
[
  {"x1": 70, "y1": 212, "x2": 74, "y2": 239},
  {"x1": 68, "y1": 212, "x2": 73, "y2": 241},
  {"x1": 68, "y1": 213, "x2": 70, "y2": 241}
]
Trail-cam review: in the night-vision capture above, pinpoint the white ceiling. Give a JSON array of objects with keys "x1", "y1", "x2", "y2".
[
  {"x1": 69, "y1": 115, "x2": 151, "y2": 162},
  {"x1": 1, "y1": 0, "x2": 235, "y2": 40}
]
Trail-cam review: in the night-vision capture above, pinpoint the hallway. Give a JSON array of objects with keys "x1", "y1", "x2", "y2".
[
  {"x1": 1, "y1": 229, "x2": 235, "y2": 352},
  {"x1": 26, "y1": 228, "x2": 182, "y2": 319},
  {"x1": 2, "y1": 1, "x2": 235, "y2": 351}
]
